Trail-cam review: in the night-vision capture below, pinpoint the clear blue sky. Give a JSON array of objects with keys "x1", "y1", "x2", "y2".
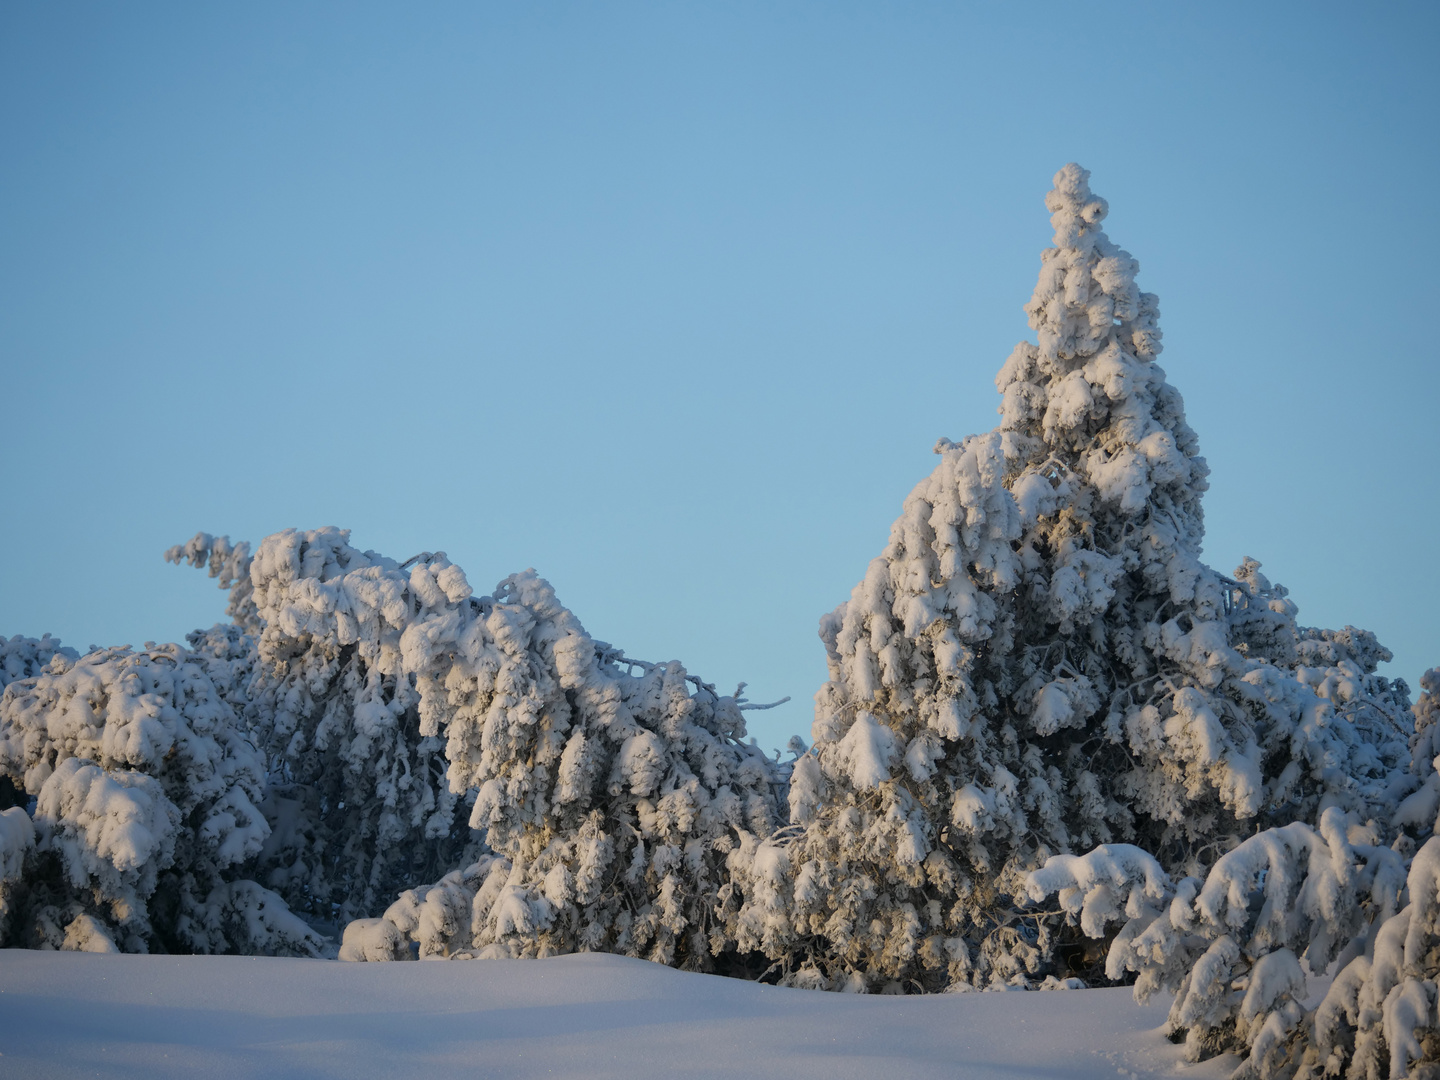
[{"x1": 2, "y1": 2, "x2": 1436, "y2": 752}]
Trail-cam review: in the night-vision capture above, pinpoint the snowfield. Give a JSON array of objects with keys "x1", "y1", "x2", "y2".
[{"x1": 0, "y1": 950, "x2": 1233, "y2": 1080}]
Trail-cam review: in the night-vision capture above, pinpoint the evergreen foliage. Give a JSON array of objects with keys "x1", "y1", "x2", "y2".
[
  {"x1": 334, "y1": 564, "x2": 790, "y2": 968},
  {"x1": 171, "y1": 528, "x2": 473, "y2": 927},
  {"x1": 1026, "y1": 672, "x2": 1440, "y2": 1077},
  {"x1": 726, "y1": 164, "x2": 1412, "y2": 993},
  {"x1": 176, "y1": 527, "x2": 786, "y2": 967},
  {"x1": 0, "y1": 638, "x2": 321, "y2": 955}
]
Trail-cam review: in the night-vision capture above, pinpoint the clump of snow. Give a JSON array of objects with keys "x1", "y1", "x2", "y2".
[{"x1": 0, "y1": 633, "x2": 78, "y2": 691}]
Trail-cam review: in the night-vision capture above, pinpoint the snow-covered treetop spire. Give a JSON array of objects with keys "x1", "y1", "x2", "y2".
[
  {"x1": 999, "y1": 163, "x2": 1207, "y2": 568},
  {"x1": 1027, "y1": 161, "x2": 1160, "y2": 368}
]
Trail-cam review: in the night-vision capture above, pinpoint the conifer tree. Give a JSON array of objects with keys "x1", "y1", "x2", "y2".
[
  {"x1": 1025, "y1": 668, "x2": 1439, "y2": 1075},
  {"x1": 171, "y1": 528, "x2": 788, "y2": 966},
  {"x1": 0, "y1": 638, "x2": 321, "y2": 955},
  {"x1": 333, "y1": 564, "x2": 789, "y2": 969},
  {"x1": 170, "y1": 529, "x2": 476, "y2": 927},
  {"x1": 730, "y1": 164, "x2": 1411, "y2": 992}
]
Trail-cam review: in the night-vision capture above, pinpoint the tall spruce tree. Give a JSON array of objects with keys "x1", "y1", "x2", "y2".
[{"x1": 727, "y1": 164, "x2": 1410, "y2": 992}]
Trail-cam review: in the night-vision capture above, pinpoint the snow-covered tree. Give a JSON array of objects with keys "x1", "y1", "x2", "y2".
[
  {"x1": 0, "y1": 638, "x2": 320, "y2": 955},
  {"x1": 170, "y1": 529, "x2": 475, "y2": 927},
  {"x1": 1305, "y1": 838, "x2": 1440, "y2": 1080},
  {"x1": 338, "y1": 567, "x2": 790, "y2": 969},
  {"x1": 1414, "y1": 669, "x2": 1440, "y2": 754},
  {"x1": 1025, "y1": 816, "x2": 1405, "y2": 1072},
  {"x1": 729, "y1": 164, "x2": 1412, "y2": 993},
  {"x1": 173, "y1": 528, "x2": 789, "y2": 967},
  {"x1": 1290, "y1": 672, "x2": 1440, "y2": 1080},
  {"x1": 1024, "y1": 788, "x2": 1440, "y2": 1078},
  {"x1": 1023, "y1": 668, "x2": 1440, "y2": 1076}
]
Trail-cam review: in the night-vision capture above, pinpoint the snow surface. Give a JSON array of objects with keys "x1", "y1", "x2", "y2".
[{"x1": 0, "y1": 950, "x2": 1235, "y2": 1080}]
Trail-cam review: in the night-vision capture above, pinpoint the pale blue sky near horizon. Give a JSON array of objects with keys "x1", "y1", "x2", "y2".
[{"x1": 2, "y1": 2, "x2": 1436, "y2": 752}]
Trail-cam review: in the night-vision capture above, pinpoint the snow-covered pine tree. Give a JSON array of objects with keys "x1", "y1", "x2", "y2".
[
  {"x1": 1025, "y1": 668, "x2": 1439, "y2": 1076},
  {"x1": 173, "y1": 528, "x2": 789, "y2": 968},
  {"x1": 170, "y1": 529, "x2": 475, "y2": 928},
  {"x1": 1024, "y1": 817, "x2": 1408, "y2": 1073},
  {"x1": 0, "y1": 638, "x2": 321, "y2": 955},
  {"x1": 1414, "y1": 668, "x2": 1440, "y2": 753},
  {"x1": 730, "y1": 164, "x2": 1412, "y2": 993},
  {"x1": 0, "y1": 802, "x2": 31, "y2": 943},
  {"x1": 339, "y1": 568, "x2": 790, "y2": 969},
  {"x1": 1315, "y1": 837, "x2": 1440, "y2": 1080},
  {"x1": 1286, "y1": 673, "x2": 1440, "y2": 1079}
]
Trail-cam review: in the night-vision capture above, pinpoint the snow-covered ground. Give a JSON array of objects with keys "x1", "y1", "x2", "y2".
[{"x1": 0, "y1": 950, "x2": 1235, "y2": 1080}]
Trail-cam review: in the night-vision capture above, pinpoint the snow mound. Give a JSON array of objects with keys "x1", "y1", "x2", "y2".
[{"x1": 0, "y1": 950, "x2": 1235, "y2": 1080}]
